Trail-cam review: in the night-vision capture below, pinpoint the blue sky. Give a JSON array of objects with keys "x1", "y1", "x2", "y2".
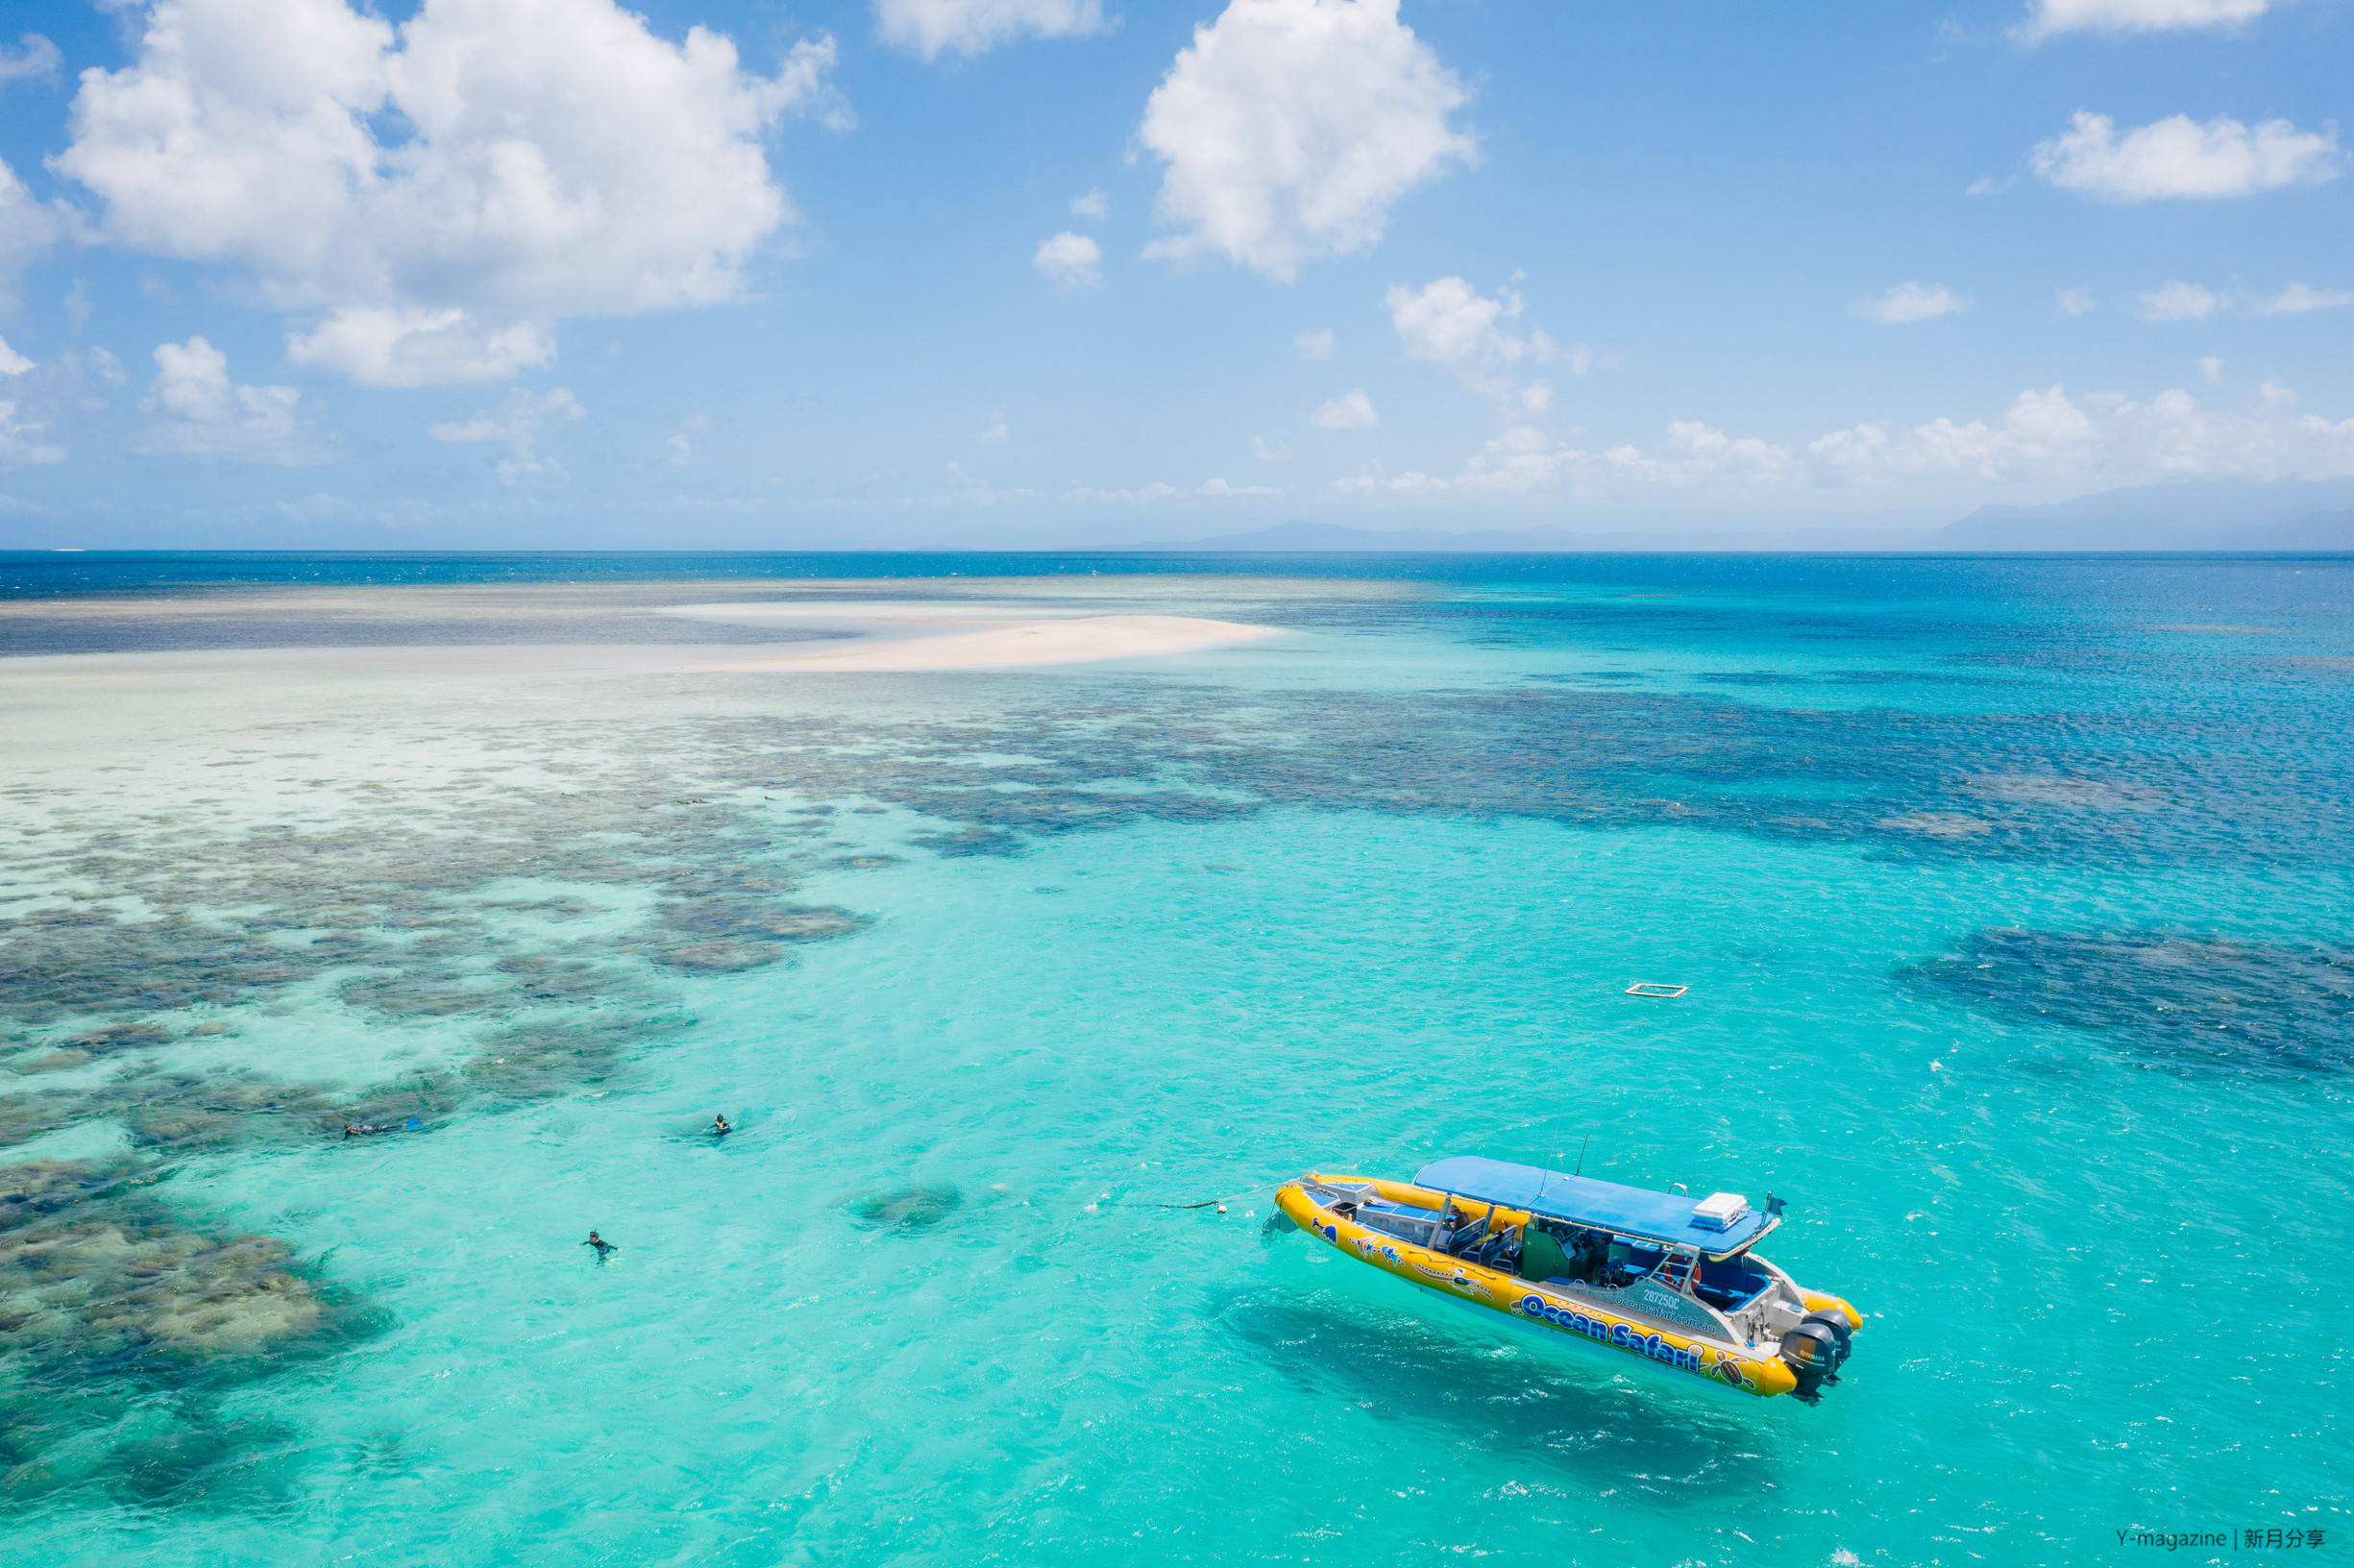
[{"x1": 0, "y1": 0, "x2": 2348, "y2": 547}]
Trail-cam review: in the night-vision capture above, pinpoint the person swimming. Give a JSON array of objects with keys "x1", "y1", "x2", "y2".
[
  {"x1": 710, "y1": 1114, "x2": 731, "y2": 1137},
  {"x1": 583, "y1": 1230, "x2": 619, "y2": 1261}
]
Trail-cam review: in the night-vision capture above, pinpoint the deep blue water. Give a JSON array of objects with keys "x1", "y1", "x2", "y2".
[{"x1": 8, "y1": 546, "x2": 2354, "y2": 599}]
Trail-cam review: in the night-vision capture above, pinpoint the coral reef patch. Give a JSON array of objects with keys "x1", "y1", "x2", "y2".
[
  {"x1": 847, "y1": 1186, "x2": 964, "y2": 1230},
  {"x1": 1902, "y1": 928, "x2": 2354, "y2": 1074},
  {"x1": 0, "y1": 1161, "x2": 380, "y2": 1510}
]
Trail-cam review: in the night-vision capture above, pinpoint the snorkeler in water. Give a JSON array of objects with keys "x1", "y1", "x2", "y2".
[
  {"x1": 711, "y1": 1114, "x2": 731, "y2": 1137},
  {"x1": 583, "y1": 1230, "x2": 619, "y2": 1261}
]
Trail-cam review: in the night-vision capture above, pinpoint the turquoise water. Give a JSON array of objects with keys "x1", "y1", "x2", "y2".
[{"x1": 2, "y1": 555, "x2": 2350, "y2": 1565}]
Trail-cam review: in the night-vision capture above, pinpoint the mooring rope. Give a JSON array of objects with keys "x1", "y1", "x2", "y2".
[
  {"x1": 1086, "y1": 1178, "x2": 1291, "y2": 1212},
  {"x1": 1152, "y1": 1178, "x2": 1287, "y2": 1211},
  {"x1": 1100, "y1": 1154, "x2": 1390, "y2": 1213}
]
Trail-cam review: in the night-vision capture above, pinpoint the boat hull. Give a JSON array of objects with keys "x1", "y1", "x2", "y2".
[{"x1": 1278, "y1": 1174, "x2": 1831, "y2": 1399}]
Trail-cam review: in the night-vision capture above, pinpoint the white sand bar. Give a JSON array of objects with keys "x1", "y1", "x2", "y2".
[{"x1": 664, "y1": 601, "x2": 1281, "y2": 672}]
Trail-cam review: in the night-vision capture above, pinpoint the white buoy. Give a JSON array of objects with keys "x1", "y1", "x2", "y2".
[{"x1": 1216, "y1": 1203, "x2": 1228, "y2": 1214}]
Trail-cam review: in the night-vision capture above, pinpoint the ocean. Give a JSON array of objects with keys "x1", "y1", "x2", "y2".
[{"x1": 1, "y1": 551, "x2": 2347, "y2": 1566}]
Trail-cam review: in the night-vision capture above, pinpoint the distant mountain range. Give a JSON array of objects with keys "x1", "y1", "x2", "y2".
[
  {"x1": 1110, "y1": 478, "x2": 2354, "y2": 552},
  {"x1": 1931, "y1": 478, "x2": 2354, "y2": 551}
]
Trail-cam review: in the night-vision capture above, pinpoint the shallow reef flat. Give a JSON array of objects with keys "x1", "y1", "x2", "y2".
[{"x1": 0, "y1": 578, "x2": 1303, "y2": 1507}]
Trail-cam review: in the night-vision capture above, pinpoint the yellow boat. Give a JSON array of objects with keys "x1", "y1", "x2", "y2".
[{"x1": 1277, "y1": 1156, "x2": 1861, "y2": 1402}]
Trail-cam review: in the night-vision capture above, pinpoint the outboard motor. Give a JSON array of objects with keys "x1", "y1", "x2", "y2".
[
  {"x1": 1802, "y1": 1309, "x2": 1854, "y2": 1358},
  {"x1": 1779, "y1": 1311, "x2": 1854, "y2": 1405}
]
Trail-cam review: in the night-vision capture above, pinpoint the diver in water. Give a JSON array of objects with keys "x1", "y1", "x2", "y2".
[
  {"x1": 583, "y1": 1230, "x2": 619, "y2": 1262},
  {"x1": 710, "y1": 1114, "x2": 731, "y2": 1137}
]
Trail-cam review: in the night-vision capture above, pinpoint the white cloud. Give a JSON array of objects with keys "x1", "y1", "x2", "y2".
[
  {"x1": 1033, "y1": 232, "x2": 1102, "y2": 291},
  {"x1": 2031, "y1": 111, "x2": 2342, "y2": 202},
  {"x1": 60, "y1": 0, "x2": 845, "y2": 386},
  {"x1": 1850, "y1": 282, "x2": 1970, "y2": 325},
  {"x1": 1139, "y1": 0, "x2": 1474, "y2": 282},
  {"x1": 1060, "y1": 480, "x2": 1183, "y2": 503},
  {"x1": 665, "y1": 411, "x2": 709, "y2": 468},
  {"x1": 1339, "y1": 420, "x2": 1794, "y2": 501},
  {"x1": 0, "y1": 348, "x2": 127, "y2": 466},
  {"x1": 268, "y1": 492, "x2": 358, "y2": 526},
  {"x1": 2018, "y1": 0, "x2": 2270, "y2": 42},
  {"x1": 875, "y1": 0, "x2": 1103, "y2": 60},
  {"x1": 287, "y1": 308, "x2": 554, "y2": 388},
  {"x1": 428, "y1": 385, "x2": 584, "y2": 484},
  {"x1": 1329, "y1": 378, "x2": 2354, "y2": 506},
  {"x1": 2255, "y1": 282, "x2": 2354, "y2": 315},
  {"x1": 426, "y1": 387, "x2": 581, "y2": 445},
  {"x1": 0, "y1": 158, "x2": 68, "y2": 308},
  {"x1": 2199, "y1": 355, "x2": 2224, "y2": 382},
  {"x1": 1589, "y1": 422, "x2": 1795, "y2": 492},
  {"x1": 0, "y1": 339, "x2": 69, "y2": 467},
  {"x1": 0, "y1": 398, "x2": 65, "y2": 467},
  {"x1": 2136, "y1": 281, "x2": 2221, "y2": 321},
  {"x1": 1809, "y1": 390, "x2": 2092, "y2": 484},
  {"x1": 1198, "y1": 477, "x2": 1280, "y2": 497},
  {"x1": 1385, "y1": 275, "x2": 1557, "y2": 405},
  {"x1": 0, "y1": 33, "x2": 61, "y2": 85},
  {"x1": 1810, "y1": 382, "x2": 2354, "y2": 487},
  {"x1": 2057, "y1": 286, "x2": 2097, "y2": 316},
  {"x1": 1251, "y1": 434, "x2": 1291, "y2": 460},
  {"x1": 1458, "y1": 427, "x2": 1579, "y2": 495},
  {"x1": 980, "y1": 407, "x2": 1009, "y2": 440},
  {"x1": 135, "y1": 336, "x2": 331, "y2": 463},
  {"x1": 1292, "y1": 327, "x2": 1335, "y2": 359},
  {"x1": 1310, "y1": 388, "x2": 1378, "y2": 429},
  {"x1": 1389, "y1": 276, "x2": 1528, "y2": 362},
  {"x1": 1070, "y1": 188, "x2": 1108, "y2": 220},
  {"x1": 933, "y1": 460, "x2": 1037, "y2": 506}
]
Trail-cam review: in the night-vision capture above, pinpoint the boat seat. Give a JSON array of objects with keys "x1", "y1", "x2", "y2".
[
  {"x1": 1469, "y1": 1231, "x2": 1515, "y2": 1268},
  {"x1": 1692, "y1": 1258, "x2": 1776, "y2": 1311},
  {"x1": 1445, "y1": 1217, "x2": 1489, "y2": 1256}
]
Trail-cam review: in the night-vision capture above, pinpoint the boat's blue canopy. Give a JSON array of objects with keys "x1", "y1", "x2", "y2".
[{"x1": 1413, "y1": 1156, "x2": 1777, "y2": 1257}]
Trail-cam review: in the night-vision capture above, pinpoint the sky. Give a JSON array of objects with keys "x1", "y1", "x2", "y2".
[{"x1": 0, "y1": 0, "x2": 2349, "y2": 548}]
